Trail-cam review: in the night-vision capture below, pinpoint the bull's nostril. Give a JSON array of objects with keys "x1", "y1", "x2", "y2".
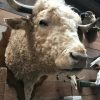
[
  {"x1": 70, "y1": 52, "x2": 87, "y2": 61},
  {"x1": 70, "y1": 52, "x2": 79, "y2": 61}
]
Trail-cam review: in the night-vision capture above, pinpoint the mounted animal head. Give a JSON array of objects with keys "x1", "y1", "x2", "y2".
[
  {"x1": 5, "y1": 0, "x2": 88, "y2": 70},
  {"x1": 79, "y1": 11, "x2": 100, "y2": 43}
]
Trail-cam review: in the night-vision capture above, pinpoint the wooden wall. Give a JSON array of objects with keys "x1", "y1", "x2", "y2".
[{"x1": 0, "y1": 5, "x2": 100, "y2": 100}]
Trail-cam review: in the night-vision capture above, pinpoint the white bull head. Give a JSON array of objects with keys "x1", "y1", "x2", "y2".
[{"x1": 5, "y1": 0, "x2": 88, "y2": 100}]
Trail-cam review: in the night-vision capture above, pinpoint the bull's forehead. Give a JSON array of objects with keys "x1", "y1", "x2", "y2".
[
  {"x1": 35, "y1": 8, "x2": 61, "y2": 25},
  {"x1": 34, "y1": 6, "x2": 81, "y2": 31}
]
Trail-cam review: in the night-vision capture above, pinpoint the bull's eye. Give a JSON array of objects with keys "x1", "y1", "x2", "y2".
[{"x1": 39, "y1": 20, "x2": 48, "y2": 27}]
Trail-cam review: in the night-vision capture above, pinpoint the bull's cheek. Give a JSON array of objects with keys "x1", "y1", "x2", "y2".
[{"x1": 55, "y1": 54, "x2": 73, "y2": 69}]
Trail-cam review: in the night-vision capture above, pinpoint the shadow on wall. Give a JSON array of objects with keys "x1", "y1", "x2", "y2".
[{"x1": 0, "y1": 25, "x2": 11, "y2": 66}]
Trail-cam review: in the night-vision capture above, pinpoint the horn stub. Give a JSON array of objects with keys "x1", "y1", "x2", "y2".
[{"x1": 7, "y1": 0, "x2": 33, "y2": 14}]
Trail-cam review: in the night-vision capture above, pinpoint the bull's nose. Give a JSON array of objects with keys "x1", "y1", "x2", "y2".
[
  {"x1": 70, "y1": 52, "x2": 87, "y2": 68},
  {"x1": 70, "y1": 52, "x2": 87, "y2": 62}
]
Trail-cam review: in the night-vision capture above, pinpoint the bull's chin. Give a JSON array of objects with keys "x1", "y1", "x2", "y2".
[
  {"x1": 57, "y1": 64, "x2": 75, "y2": 71},
  {"x1": 55, "y1": 58, "x2": 87, "y2": 71},
  {"x1": 57, "y1": 62, "x2": 87, "y2": 71}
]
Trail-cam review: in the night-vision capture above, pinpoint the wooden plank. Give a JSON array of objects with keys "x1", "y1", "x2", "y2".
[
  {"x1": 87, "y1": 48, "x2": 100, "y2": 57},
  {"x1": 82, "y1": 94, "x2": 100, "y2": 100},
  {"x1": 85, "y1": 42, "x2": 100, "y2": 51},
  {"x1": 0, "y1": 95, "x2": 4, "y2": 100},
  {"x1": 84, "y1": 32, "x2": 100, "y2": 51},
  {"x1": 0, "y1": 68, "x2": 7, "y2": 82},
  {"x1": 0, "y1": 68, "x2": 7, "y2": 100},
  {"x1": 77, "y1": 69, "x2": 98, "y2": 81},
  {"x1": 4, "y1": 84, "x2": 18, "y2": 100},
  {"x1": 0, "y1": 68, "x2": 99, "y2": 100},
  {"x1": 0, "y1": 9, "x2": 20, "y2": 26},
  {"x1": 96, "y1": 32, "x2": 100, "y2": 42}
]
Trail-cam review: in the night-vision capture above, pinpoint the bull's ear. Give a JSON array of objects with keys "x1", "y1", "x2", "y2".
[{"x1": 4, "y1": 17, "x2": 29, "y2": 29}]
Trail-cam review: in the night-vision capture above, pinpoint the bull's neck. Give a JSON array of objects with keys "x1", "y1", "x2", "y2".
[{"x1": 25, "y1": 25, "x2": 35, "y2": 57}]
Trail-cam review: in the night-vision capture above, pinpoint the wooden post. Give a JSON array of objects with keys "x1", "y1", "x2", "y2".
[{"x1": 0, "y1": 67, "x2": 7, "y2": 100}]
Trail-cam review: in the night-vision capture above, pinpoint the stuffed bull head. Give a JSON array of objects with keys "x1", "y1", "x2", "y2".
[
  {"x1": 78, "y1": 11, "x2": 100, "y2": 43},
  {"x1": 5, "y1": 0, "x2": 100, "y2": 100}
]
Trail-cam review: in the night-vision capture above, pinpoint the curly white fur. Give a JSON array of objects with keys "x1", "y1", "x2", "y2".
[{"x1": 5, "y1": 0, "x2": 87, "y2": 100}]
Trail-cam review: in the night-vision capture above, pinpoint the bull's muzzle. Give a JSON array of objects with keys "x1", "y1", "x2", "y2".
[{"x1": 70, "y1": 52, "x2": 88, "y2": 68}]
